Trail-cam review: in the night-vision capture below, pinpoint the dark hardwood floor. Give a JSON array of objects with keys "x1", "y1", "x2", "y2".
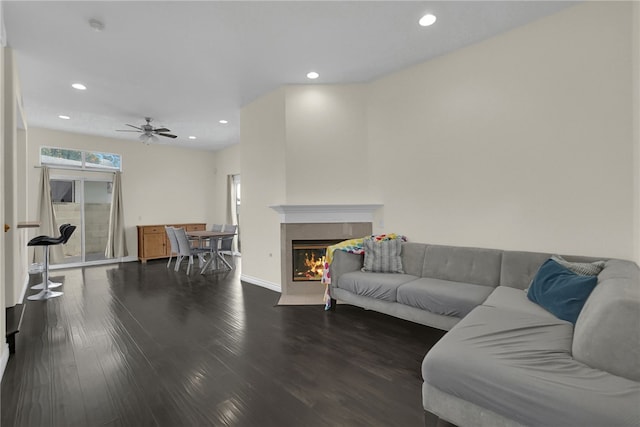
[{"x1": 2, "y1": 259, "x2": 446, "y2": 427}]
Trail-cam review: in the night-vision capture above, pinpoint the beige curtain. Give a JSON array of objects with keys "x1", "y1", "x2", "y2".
[
  {"x1": 35, "y1": 166, "x2": 63, "y2": 263},
  {"x1": 226, "y1": 174, "x2": 239, "y2": 253},
  {"x1": 105, "y1": 171, "x2": 128, "y2": 258}
]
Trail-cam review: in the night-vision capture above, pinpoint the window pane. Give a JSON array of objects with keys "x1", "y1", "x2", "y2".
[
  {"x1": 50, "y1": 180, "x2": 75, "y2": 203},
  {"x1": 40, "y1": 147, "x2": 82, "y2": 167},
  {"x1": 85, "y1": 151, "x2": 121, "y2": 170}
]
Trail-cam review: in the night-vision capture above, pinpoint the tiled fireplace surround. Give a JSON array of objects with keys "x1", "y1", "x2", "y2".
[{"x1": 271, "y1": 205, "x2": 380, "y2": 298}]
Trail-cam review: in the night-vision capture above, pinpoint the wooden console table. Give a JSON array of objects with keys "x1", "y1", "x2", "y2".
[{"x1": 137, "y1": 223, "x2": 206, "y2": 263}]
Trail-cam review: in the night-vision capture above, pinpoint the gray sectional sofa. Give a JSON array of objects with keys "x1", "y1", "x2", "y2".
[{"x1": 328, "y1": 242, "x2": 640, "y2": 426}]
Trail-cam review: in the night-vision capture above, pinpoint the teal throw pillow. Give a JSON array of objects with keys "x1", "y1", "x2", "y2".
[{"x1": 527, "y1": 259, "x2": 598, "y2": 324}]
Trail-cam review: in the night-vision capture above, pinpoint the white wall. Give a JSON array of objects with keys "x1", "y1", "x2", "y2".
[
  {"x1": 1, "y1": 43, "x2": 29, "y2": 376},
  {"x1": 284, "y1": 85, "x2": 369, "y2": 203},
  {"x1": 26, "y1": 128, "x2": 218, "y2": 259},
  {"x1": 240, "y1": 88, "x2": 286, "y2": 288},
  {"x1": 3, "y1": 47, "x2": 29, "y2": 308},
  {"x1": 0, "y1": 42, "x2": 7, "y2": 377},
  {"x1": 367, "y1": 1, "x2": 635, "y2": 259},
  {"x1": 633, "y1": 1, "x2": 640, "y2": 265},
  {"x1": 240, "y1": 2, "x2": 639, "y2": 291}
]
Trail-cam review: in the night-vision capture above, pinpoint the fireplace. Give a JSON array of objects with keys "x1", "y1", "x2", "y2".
[
  {"x1": 292, "y1": 239, "x2": 343, "y2": 281},
  {"x1": 279, "y1": 222, "x2": 373, "y2": 297},
  {"x1": 270, "y1": 204, "x2": 382, "y2": 298}
]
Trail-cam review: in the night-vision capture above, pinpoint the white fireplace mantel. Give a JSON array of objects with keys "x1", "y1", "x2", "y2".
[{"x1": 269, "y1": 204, "x2": 383, "y2": 224}]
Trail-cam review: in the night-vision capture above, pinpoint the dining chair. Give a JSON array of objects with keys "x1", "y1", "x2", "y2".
[
  {"x1": 218, "y1": 224, "x2": 238, "y2": 269},
  {"x1": 173, "y1": 227, "x2": 209, "y2": 275},
  {"x1": 165, "y1": 226, "x2": 179, "y2": 268},
  {"x1": 205, "y1": 224, "x2": 224, "y2": 252}
]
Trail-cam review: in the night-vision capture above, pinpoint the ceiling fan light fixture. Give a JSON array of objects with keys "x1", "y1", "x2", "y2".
[{"x1": 117, "y1": 117, "x2": 177, "y2": 143}]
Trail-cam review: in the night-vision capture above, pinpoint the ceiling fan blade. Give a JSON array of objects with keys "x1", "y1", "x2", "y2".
[
  {"x1": 157, "y1": 133, "x2": 178, "y2": 139},
  {"x1": 116, "y1": 129, "x2": 142, "y2": 132},
  {"x1": 153, "y1": 127, "x2": 170, "y2": 133},
  {"x1": 126, "y1": 124, "x2": 143, "y2": 130}
]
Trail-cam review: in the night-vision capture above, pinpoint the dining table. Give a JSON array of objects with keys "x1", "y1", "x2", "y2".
[{"x1": 186, "y1": 230, "x2": 236, "y2": 274}]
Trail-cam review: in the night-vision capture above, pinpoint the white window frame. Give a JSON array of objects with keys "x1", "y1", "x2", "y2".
[{"x1": 40, "y1": 146, "x2": 123, "y2": 172}]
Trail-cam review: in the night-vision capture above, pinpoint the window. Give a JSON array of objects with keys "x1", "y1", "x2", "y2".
[
  {"x1": 41, "y1": 147, "x2": 122, "y2": 171},
  {"x1": 50, "y1": 180, "x2": 75, "y2": 203}
]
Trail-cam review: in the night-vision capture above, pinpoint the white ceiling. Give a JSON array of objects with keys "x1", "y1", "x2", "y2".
[{"x1": 4, "y1": 1, "x2": 576, "y2": 151}]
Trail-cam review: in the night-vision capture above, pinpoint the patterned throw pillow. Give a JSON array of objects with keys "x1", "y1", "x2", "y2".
[
  {"x1": 551, "y1": 255, "x2": 605, "y2": 276},
  {"x1": 361, "y1": 237, "x2": 404, "y2": 273}
]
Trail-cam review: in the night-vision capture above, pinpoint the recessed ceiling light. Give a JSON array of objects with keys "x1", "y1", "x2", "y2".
[
  {"x1": 58, "y1": 115, "x2": 70, "y2": 120},
  {"x1": 219, "y1": 120, "x2": 228, "y2": 124},
  {"x1": 306, "y1": 71, "x2": 319, "y2": 79},
  {"x1": 71, "y1": 83, "x2": 86, "y2": 90},
  {"x1": 188, "y1": 136, "x2": 197, "y2": 140},
  {"x1": 419, "y1": 14, "x2": 437, "y2": 27}
]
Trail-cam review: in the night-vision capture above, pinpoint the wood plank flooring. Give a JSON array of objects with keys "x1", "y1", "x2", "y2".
[{"x1": 2, "y1": 259, "x2": 446, "y2": 427}]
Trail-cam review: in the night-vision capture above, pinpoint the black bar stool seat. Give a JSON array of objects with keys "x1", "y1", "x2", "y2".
[{"x1": 27, "y1": 224, "x2": 76, "y2": 301}]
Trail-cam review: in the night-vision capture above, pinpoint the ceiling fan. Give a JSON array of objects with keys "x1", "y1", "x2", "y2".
[{"x1": 116, "y1": 117, "x2": 177, "y2": 143}]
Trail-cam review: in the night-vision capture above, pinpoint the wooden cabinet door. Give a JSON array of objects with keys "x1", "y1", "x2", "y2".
[{"x1": 143, "y1": 229, "x2": 167, "y2": 258}]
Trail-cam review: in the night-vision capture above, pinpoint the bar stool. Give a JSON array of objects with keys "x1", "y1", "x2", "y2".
[
  {"x1": 30, "y1": 224, "x2": 69, "y2": 290},
  {"x1": 27, "y1": 224, "x2": 76, "y2": 301}
]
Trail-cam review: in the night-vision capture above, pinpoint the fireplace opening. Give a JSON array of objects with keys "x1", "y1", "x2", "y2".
[{"x1": 292, "y1": 239, "x2": 343, "y2": 282}]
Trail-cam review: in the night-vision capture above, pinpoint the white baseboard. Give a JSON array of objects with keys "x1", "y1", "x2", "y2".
[
  {"x1": 0, "y1": 343, "x2": 10, "y2": 382},
  {"x1": 18, "y1": 272, "x2": 30, "y2": 304},
  {"x1": 240, "y1": 274, "x2": 281, "y2": 292}
]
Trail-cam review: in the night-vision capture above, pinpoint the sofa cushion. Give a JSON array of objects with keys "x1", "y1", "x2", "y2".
[
  {"x1": 573, "y1": 259, "x2": 640, "y2": 382},
  {"x1": 397, "y1": 278, "x2": 494, "y2": 318},
  {"x1": 482, "y1": 286, "x2": 560, "y2": 320},
  {"x1": 337, "y1": 271, "x2": 418, "y2": 302},
  {"x1": 527, "y1": 259, "x2": 598, "y2": 324},
  {"x1": 422, "y1": 305, "x2": 640, "y2": 426},
  {"x1": 400, "y1": 242, "x2": 427, "y2": 277},
  {"x1": 421, "y1": 245, "x2": 502, "y2": 287},
  {"x1": 500, "y1": 250, "x2": 551, "y2": 289},
  {"x1": 361, "y1": 237, "x2": 404, "y2": 273}
]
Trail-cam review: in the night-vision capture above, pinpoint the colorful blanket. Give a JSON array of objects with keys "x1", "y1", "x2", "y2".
[{"x1": 322, "y1": 233, "x2": 404, "y2": 309}]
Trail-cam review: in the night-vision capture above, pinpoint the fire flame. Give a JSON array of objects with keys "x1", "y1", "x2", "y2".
[{"x1": 303, "y1": 252, "x2": 325, "y2": 279}]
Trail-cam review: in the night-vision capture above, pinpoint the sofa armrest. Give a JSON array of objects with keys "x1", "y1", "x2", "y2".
[{"x1": 329, "y1": 250, "x2": 364, "y2": 290}]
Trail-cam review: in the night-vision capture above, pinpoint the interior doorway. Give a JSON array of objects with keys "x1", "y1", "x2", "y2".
[
  {"x1": 232, "y1": 174, "x2": 241, "y2": 252},
  {"x1": 50, "y1": 176, "x2": 112, "y2": 265}
]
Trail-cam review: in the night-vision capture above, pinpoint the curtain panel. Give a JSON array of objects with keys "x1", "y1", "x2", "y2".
[
  {"x1": 105, "y1": 171, "x2": 128, "y2": 258},
  {"x1": 226, "y1": 175, "x2": 239, "y2": 253},
  {"x1": 35, "y1": 166, "x2": 63, "y2": 263}
]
